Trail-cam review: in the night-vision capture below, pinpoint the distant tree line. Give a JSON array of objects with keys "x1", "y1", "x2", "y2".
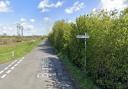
[{"x1": 48, "y1": 8, "x2": 128, "y2": 89}]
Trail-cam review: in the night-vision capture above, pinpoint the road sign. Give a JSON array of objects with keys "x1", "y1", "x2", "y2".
[
  {"x1": 76, "y1": 33, "x2": 89, "y2": 73},
  {"x1": 76, "y1": 33, "x2": 89, "y2": 39}
]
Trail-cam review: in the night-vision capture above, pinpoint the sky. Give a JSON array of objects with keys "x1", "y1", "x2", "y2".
[{"x1": 0, "y1": 0, "x2": 128, "y2": 36}]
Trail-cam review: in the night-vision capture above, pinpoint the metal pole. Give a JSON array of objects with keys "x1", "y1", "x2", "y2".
[
  {"x1": 76, "y1": 32, "x2": 89, "y2": 72},
  {"x1": 21, "y1": 26, "x2": 23, "y2": 37},
  {"x1": 84, "y1": 33, "x2": 87, "y2": 72}
]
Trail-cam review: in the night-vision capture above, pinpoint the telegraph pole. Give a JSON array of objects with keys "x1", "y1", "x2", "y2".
[
  {"x1": 17, "y1": 23, "x2": 24, "y2": 37},
  {"x1": 21, "y1": 25, "x2": 24, "y2": 37},
  {"x1": 17, "y1": 23, "x2": 20, "y2": 36}
]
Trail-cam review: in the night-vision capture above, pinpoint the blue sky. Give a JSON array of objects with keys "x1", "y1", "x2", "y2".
[{"x1": 0, "y1": 0, "x2": 127, "y2": 36}]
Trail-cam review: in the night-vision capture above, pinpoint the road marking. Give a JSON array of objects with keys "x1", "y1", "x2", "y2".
[
  {"x1": 0, "y1": 71, "x2": 4, "y2": 74},
  {"x1": 0, "y1": 57, "x2": 24, "y2": 79},
  {"x1": 37, "y1": 73, "x2": 41, "y2": 78},
  {"x1": 6, "y1": 70, "x2": 11, "y2": 74},
  {"x1": 37, "y1": 73, "x2": 51, "y2": 79},
  {"x1": 10, "y1": 66, "x2": 15, "y2": 70},
  {"x1": 1, "y1": 74, "x2": 7, "y2": 78},
  {"x1": 0, "y1": 60, "x2": 16, "y2": 75},
  {"x1": 2, "y1": 60, "x2": 18, "y2": 72},
  {"x1": 14, "y1": 64, "x2": 18, "y2": 67},
  {"x1": 9, "y1": 60, "x2": 18, "y2": 67},
  {"x1": 4, "y1": 67, "x2": 9, "y2": 70},
  {"x1": 8, "y1": 64, "x2": 12, "y2": 67}
]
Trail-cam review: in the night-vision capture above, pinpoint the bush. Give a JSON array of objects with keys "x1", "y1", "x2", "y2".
[{"x1": 48, "y1": 8, "x2": 128, "y2": 89}]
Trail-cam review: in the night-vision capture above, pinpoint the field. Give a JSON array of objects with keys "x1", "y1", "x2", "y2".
[{"x1": 0, "y1": 36, "x2": 42, "y2": 63}]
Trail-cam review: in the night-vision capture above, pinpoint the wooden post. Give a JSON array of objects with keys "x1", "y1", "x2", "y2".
[{"x1": 12, "y1": 51, "x2": 15, "y2": 58}]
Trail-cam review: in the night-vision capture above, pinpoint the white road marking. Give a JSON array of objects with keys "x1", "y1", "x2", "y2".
[
  {"x1": 1, "y1": 74, "x2": 7, "y2": 78},
  {"x1": 8, "y1": 64, "x2": 12, "y2": 67},
  {"x1": 0, "y1": 57, "x2": 24, "y2": 79},
  {"x1": 0, "y1": 71, "x2": 4, "y2": 74},
  {"x1": 6, "y1": 70, "x2": 11, "y2": 74},
  {"x1": 9, "y1": 60, "x2": 18, "y2": 67},
  {"x1": 37, "y1": 73, "x2": 41, "y2": 78},
  {"x1": 14, "y1": 64, "x2": 18, "y2": 67},
  {"x1": 2, "y1": 60, "x2": 18, "y2": 72},
  {"x1": 4, "y1": 67, "x2": 8, "y2": 70},
  {"x1": 37, "y1": 73, "x2": 51, "y2": 79},
  {"x1": 10, "y1": 66, "x2": 15, "y2": 70}
]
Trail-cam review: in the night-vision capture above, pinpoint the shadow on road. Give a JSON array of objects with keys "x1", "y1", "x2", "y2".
[
  {"x1": 41, "y1": 56, "x2": 77, "y2": 89},
  {"x1": 38, "y1": 39, "x2": 77, "y2": 89},
  {"x1": 38, "y1": 40, "x2": 56, "y2": 55}
]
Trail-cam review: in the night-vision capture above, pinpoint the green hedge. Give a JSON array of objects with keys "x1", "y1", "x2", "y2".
[{"x1": 48, "y1": 9, "x2": 128, "y2": 89}]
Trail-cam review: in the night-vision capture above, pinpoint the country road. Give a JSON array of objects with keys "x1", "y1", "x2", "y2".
[{"x1": 0, "y1": 39, "x2": 77, "y2": 89}]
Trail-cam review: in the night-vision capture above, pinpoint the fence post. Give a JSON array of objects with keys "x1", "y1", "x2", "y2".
[{"x1": 12, "y1": 51, "x2": 15, "y2": 58}]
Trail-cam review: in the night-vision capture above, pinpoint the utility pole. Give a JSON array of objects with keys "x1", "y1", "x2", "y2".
[
  {"x1": 21, "y1": 25, "x2": 24, "y2": 37},
  {"x1": 17, "y1": 23, "x2": 24, "y2": 37},
  {"x1": 76, "y1": 33, "x2": 89, "y2": 72},
  {"x1": 17, "y1": 23, "x2": 20, "y2": 36}
]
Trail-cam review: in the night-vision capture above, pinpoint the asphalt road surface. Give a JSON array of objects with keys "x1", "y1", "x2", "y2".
[{"x1": 0, "y1": 39, "x2": 77, "y2": 89}]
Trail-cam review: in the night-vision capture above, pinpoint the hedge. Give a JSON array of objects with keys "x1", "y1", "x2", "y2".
[{"x1": 48, "y1": 8, "x2": 128, "y2": 89}]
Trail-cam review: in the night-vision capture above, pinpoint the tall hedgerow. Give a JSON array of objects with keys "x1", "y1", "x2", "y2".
[{"x1": 48, "y1": 8, "x2": 128, "y2": 89}]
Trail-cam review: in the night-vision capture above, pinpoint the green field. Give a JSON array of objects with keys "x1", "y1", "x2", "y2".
[{"x1": 0, "y1": 37, "x2": 42, "y2": 63}]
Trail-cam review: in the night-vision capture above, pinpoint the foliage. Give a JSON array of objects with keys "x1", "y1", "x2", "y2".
[
  {"x1": 48, "y1": 8, "x2": 128, "y2": 89},
  {"x1": 58, "y1": 53, "x2": 98, "y2": 89}
]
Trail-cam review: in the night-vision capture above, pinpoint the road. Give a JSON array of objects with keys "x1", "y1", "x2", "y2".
[{"x1": 0, "y1": 39, "x2": 77, "y2": 89}]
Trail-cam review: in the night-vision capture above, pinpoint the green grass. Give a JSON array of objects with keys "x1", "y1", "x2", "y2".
[
  {"x1": 58, "y1": 53, "x2": 99, "y2": 89},
  {"x1": 0, "y1": 39, "x2": 42, "y2": 63}
]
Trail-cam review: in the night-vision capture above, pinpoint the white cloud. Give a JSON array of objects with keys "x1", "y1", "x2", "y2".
[
  {"x1": 20, "y1": 18, "x2": 35, "y2": 23},
  {"x1": 19, "y1": 18, "x2": 36, "y2": 33},
  {"x1": 55, "y1": 1, "x2": 63, "y2": 8},
  {"x1": 42, "y1": 17, "x2": 53, "y2": 34},
  {"x1": 92, "y1": 8, "x2": 97, "y2": 12},
  {"x1": 43, "y1": 17, "x2": 51, "y2": 22},
  {"x1": 21, "y1": 22, "x2": 34, "y2": 30},
  {"x1": 20, "y1": 18, "x2": 27, "y2": 22},
  {"x1": 0, "y1": 21, "x2": 41, "y2": 36},
  {"x1": 0, "y1": 25, "x2": 17, "y2": 36},
  {"x1": 0, "y1": 0, "x2": 11, "y2": 12},
  {"x1": 30, "y1": 19, "x2": 35, "y2": 23},
  {"x1": 38, "y1": 0, "x2": 63, "y2": 12},
  {"x1": 100, "y1": 0, "x2": 128, "y2": 11},
  {"x1": 65, "y1": 1, "x2": 85, "y2": 14}
]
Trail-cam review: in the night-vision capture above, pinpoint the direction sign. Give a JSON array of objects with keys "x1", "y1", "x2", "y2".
[
  {"x1": 76, "y1": 33, "x2": 89, "y2": 72},
  {"x1": 76, "y1": 33, "x2": 89, "y2": 39}
]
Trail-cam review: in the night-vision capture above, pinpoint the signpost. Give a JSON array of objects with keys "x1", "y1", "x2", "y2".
[{"x1": 76, "y1": 33, "x2": 89, "y2": 72}]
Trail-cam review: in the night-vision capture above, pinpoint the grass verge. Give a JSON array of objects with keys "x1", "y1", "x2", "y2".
[
  {"x1": 0, "y1": 39, "x2": 42, "y2": 63},
  {"x1": 58, "y1": 53, "x2": 99, "y2": 89}
]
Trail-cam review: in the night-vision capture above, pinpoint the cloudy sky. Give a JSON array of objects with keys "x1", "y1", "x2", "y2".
[{"x1": 0, "y1": 0, "x2": 128, "y2": 36}]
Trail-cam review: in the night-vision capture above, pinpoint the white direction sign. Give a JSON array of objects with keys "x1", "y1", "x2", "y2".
[{"x1": 76, "y1": 33, "x2": 89, "y2": 39}]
